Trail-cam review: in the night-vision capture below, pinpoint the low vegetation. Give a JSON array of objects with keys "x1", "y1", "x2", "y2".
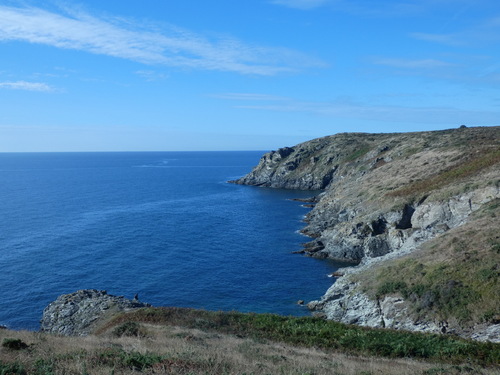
[
  {"x1": 388, "y1": 149, "x2": 500, "y2": 199},
  {"x1": 1, "y1": 308, "x2": 499, "y2": 375},
  {"x1": 104, "y1": 308, "x2": 500, "y2": 364},
  {"x1": 357, "y1": 200, "x2": 500, "y2": 329}
]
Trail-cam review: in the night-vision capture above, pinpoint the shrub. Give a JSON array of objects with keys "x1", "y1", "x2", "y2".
[
  {"x1": 33, "y1": 359, "x2": 54, "y2": 375},
  {"x1": 95, "y1": 348, "x2": 163, "y2": 371},
  {"x1": 2, "y1": 338, "x2": 28, "y2": 350},
  {"x1": 376, "y1": 281, "x2": 407, "y2": 297},
  {"x1": 112, "y1": 321, "x2": 146, "y2": 337}
]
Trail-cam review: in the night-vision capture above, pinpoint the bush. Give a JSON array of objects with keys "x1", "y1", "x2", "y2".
[
  {"x1": 2, "y1": 338, "x2": 28, "y2": 350},
  {"x1": 112, "y1": 321, "x2": 146, "y2": 337},
  {"x1": 95, "y1": 348, "x2": 163, "y2": 371},
  {"x1": 33, "y1": 359, "x2": 54, "y2": 375},
  {"x1": 376, "y1": 281, "x2": 407, "y2": 297}
]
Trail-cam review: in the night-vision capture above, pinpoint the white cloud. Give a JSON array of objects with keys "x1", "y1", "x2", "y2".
[
  {"x1": 0, "y1": 4, "x2": 325, "y2": 75},
  {"x1": 211, "y1": 93, "x2": 287, "y2": 101},
  {"x1": 411, "y1": 16, "x2": 500, "y2": 47},
  {"x1": 270, "y1": 0, "x2": 331, "y2": 10},
  {"x1": 411, "y1": 32, "x2": 464, "y2": 46},
  {"x1": 226, "y1": 95, "x2": 499, "y2": 125},
  {"x1": 270, "y1": 0, "x2": 488, "y2": 19},
  {"x1": 0, "y1": 80, "x2": 54, "y2": 92},
  {"x1": 135, "y1": 70, "x2": 168, "y2": 82},
  {"x1": 372, "y1": 58, "x2": 455, "y2": 69}
]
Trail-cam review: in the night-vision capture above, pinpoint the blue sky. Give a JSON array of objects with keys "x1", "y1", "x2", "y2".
[{"x1": 0, "y1": 0, "x2": 499, "y2": 151}]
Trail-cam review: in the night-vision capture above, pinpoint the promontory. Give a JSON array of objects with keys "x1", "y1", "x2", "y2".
[{"x1": 231, "y1": 126, "x2": 500, "y2": 342}]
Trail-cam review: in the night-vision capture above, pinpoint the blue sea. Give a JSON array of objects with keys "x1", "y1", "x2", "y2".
[{"x1": 0, "y1": 151, "x2": 341, "y2": 330}]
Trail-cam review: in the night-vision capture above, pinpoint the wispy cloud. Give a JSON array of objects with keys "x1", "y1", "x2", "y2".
[
  {"x1": 211, "y1": 93, "x2": 287, "y2": 101},
  {"x1": 0, "y1": 80, "x2": 55, "y2": 92},
  {"x1": 222, "y1": 94, "x2": 499, "y2": 125},
  {"x1": 270, "y1": 0, "x2": 484, "y2": 18},
  {"x1": 411, "y1": 32, "x2": 462, "y2": 46},
  {"x1": 0, "y1": 4, "x2": 325, "y2": 75},
  {"x1": 135, "y1": 70, "x2": 168, "y2": 82},
  {"x1": 372, "y1": 57, "x2": 455, "y2": 69},
  {"x1": 411, "y1": 16, "x2": 500, "y2": 47},
  {"x1": 270, "y1": 0, "x2": 331, "y2": 10}
]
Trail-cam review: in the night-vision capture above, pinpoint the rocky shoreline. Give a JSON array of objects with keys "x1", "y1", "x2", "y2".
[
  {"x1": 34, "y1": 128, "x2": 500, "y2": 342},
  {"x1": 231, "y1": 127, "x2": 500, "y2": 343}
]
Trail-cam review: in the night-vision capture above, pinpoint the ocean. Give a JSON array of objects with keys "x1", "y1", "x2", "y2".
[{"x1": 0, "y1": 151, "x2": 341, "y2": 330}]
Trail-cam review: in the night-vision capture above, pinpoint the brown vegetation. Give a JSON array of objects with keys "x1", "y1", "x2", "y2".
[{"x1": 1, "y1": 322, "x2": 499, "y2": 375}]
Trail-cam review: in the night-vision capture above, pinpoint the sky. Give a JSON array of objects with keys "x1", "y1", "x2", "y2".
[{"x1": 0, "y1": 0, "x2": 499, "y2": 152}]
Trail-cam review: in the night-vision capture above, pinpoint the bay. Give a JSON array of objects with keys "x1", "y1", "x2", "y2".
[{"x1": 0, "y1": 151, "x2": 340, "y2": 330}]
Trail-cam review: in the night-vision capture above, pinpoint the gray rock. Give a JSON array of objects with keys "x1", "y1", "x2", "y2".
[
  {"x1": 235, "y1": 127, "x2": 500, "y2": 342},
  {"x1": 40, "y1": 289, "x2": 151, "y2": 336}
]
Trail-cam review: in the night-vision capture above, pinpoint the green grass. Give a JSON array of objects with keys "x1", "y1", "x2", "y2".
[
  {"x1": 343, "y1": 145, "x2": 372, "y2": 162},
  {"x1": 0, "y1": 361, "x2": 26, "y2": 375},
  {"x1": 111, "y1": 321, "x2": 147, "y2": 337},
  {"x1": 369, "y1": 255, "x2": 498, "y2": 324},
  {"x1": 101, "y1": 307, "x2": 500, "y2": 365},
  {"x1": 356, "y1": 205, "x2": 500, "y2": 329}
]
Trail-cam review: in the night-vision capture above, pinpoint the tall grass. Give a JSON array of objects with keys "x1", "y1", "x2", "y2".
[{"x1": 102, "y1": 307, "x2": 500, "y2": 365}]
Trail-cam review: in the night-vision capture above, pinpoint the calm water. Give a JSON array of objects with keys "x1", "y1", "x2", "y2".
[{"x1": 0, "y1": 152, "x2": 341, "y2": 330}]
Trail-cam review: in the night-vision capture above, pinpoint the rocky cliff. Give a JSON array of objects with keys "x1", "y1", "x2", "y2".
[
  {"x1": 40, "y1": 289, "x2": 150, "y2": 336},
  {"x1": 233, "y1": 126, "x2": 500, "y2": 342}
]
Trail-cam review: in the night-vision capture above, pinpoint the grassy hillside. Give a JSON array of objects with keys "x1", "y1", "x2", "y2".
[
  {"x1": 1, "y1": 308, "x2": 499, "y2": 374},
  {"x1": 354, "y1": 199, "x2": 500, "y2": 331}
]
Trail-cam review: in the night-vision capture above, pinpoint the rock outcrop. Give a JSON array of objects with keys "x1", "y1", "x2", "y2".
[
  {"x1": 233, "y1": 126, "x2": 500, "y2": 342},
  {"x1": 40, "y1": 289, "x2": 150, "y2": 336}
]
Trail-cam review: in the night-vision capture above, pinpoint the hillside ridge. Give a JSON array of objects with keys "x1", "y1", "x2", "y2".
[{"x1": 233, "y1": 126, "x2": 500, "y2": 342}]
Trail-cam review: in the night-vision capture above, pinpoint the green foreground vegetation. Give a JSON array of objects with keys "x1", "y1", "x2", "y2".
[
  {"x1": 1, "y1": 308, "x2": 499, "y2": 374},
  {"x1": 104, "y1": 308, "x2": 500, "y2": 365}
]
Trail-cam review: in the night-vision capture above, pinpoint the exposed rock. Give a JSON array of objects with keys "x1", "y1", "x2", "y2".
[
  {"x1": 291, "y1": 196, "x2": 319, "y2": 203},
  {"x1": 308, "y1": 185, "x2": 499, "y2": 262},
  {"x1": 229, "y1": 140, "x2": 339, "y2": 190},
  {"x1": 235, "y1": 126, "x2": 500, "y2": 342},
  {"x1": 328, "y1": 271, "x2": 344, "y2": 277},
  {"x1": 308, "y1": 275, "x2": 440, "y2": 334},
  {"x1": 40, "y1": 289, "x2": 151, "y2": 336},
  {"x1": 471, "y1": 325, "x2": 500, "y2": 343}
]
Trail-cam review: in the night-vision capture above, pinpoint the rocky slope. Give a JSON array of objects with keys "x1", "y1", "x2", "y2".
[
  {"x1": 40, "y1": 289, "x2": 150, "y2": 336},
  {"x1": 233, "y1": 126, "x2": 500, "y2": 342}
]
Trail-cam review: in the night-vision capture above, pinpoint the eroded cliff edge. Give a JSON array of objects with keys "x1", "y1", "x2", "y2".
[{"x1": 232, "y1": 127, "x2": 500, "y2": 342}]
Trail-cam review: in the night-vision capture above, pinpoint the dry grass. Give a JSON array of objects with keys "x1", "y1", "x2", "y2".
[
  {"x1": 387, "y1": 149, "x2": 500, "y2": 199},
  {"x1": 1, "y1": 326, "x2": 498, "y2": 375}
]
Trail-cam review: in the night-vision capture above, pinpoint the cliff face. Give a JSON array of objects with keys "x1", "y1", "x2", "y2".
[{"x1": 234, "y1": 126, "x2": 500, "y2": 342}]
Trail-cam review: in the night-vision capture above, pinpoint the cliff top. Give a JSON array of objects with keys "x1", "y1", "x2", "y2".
[{"x1": 234, "y1": 126, "x2": 499, "y2": 341}]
